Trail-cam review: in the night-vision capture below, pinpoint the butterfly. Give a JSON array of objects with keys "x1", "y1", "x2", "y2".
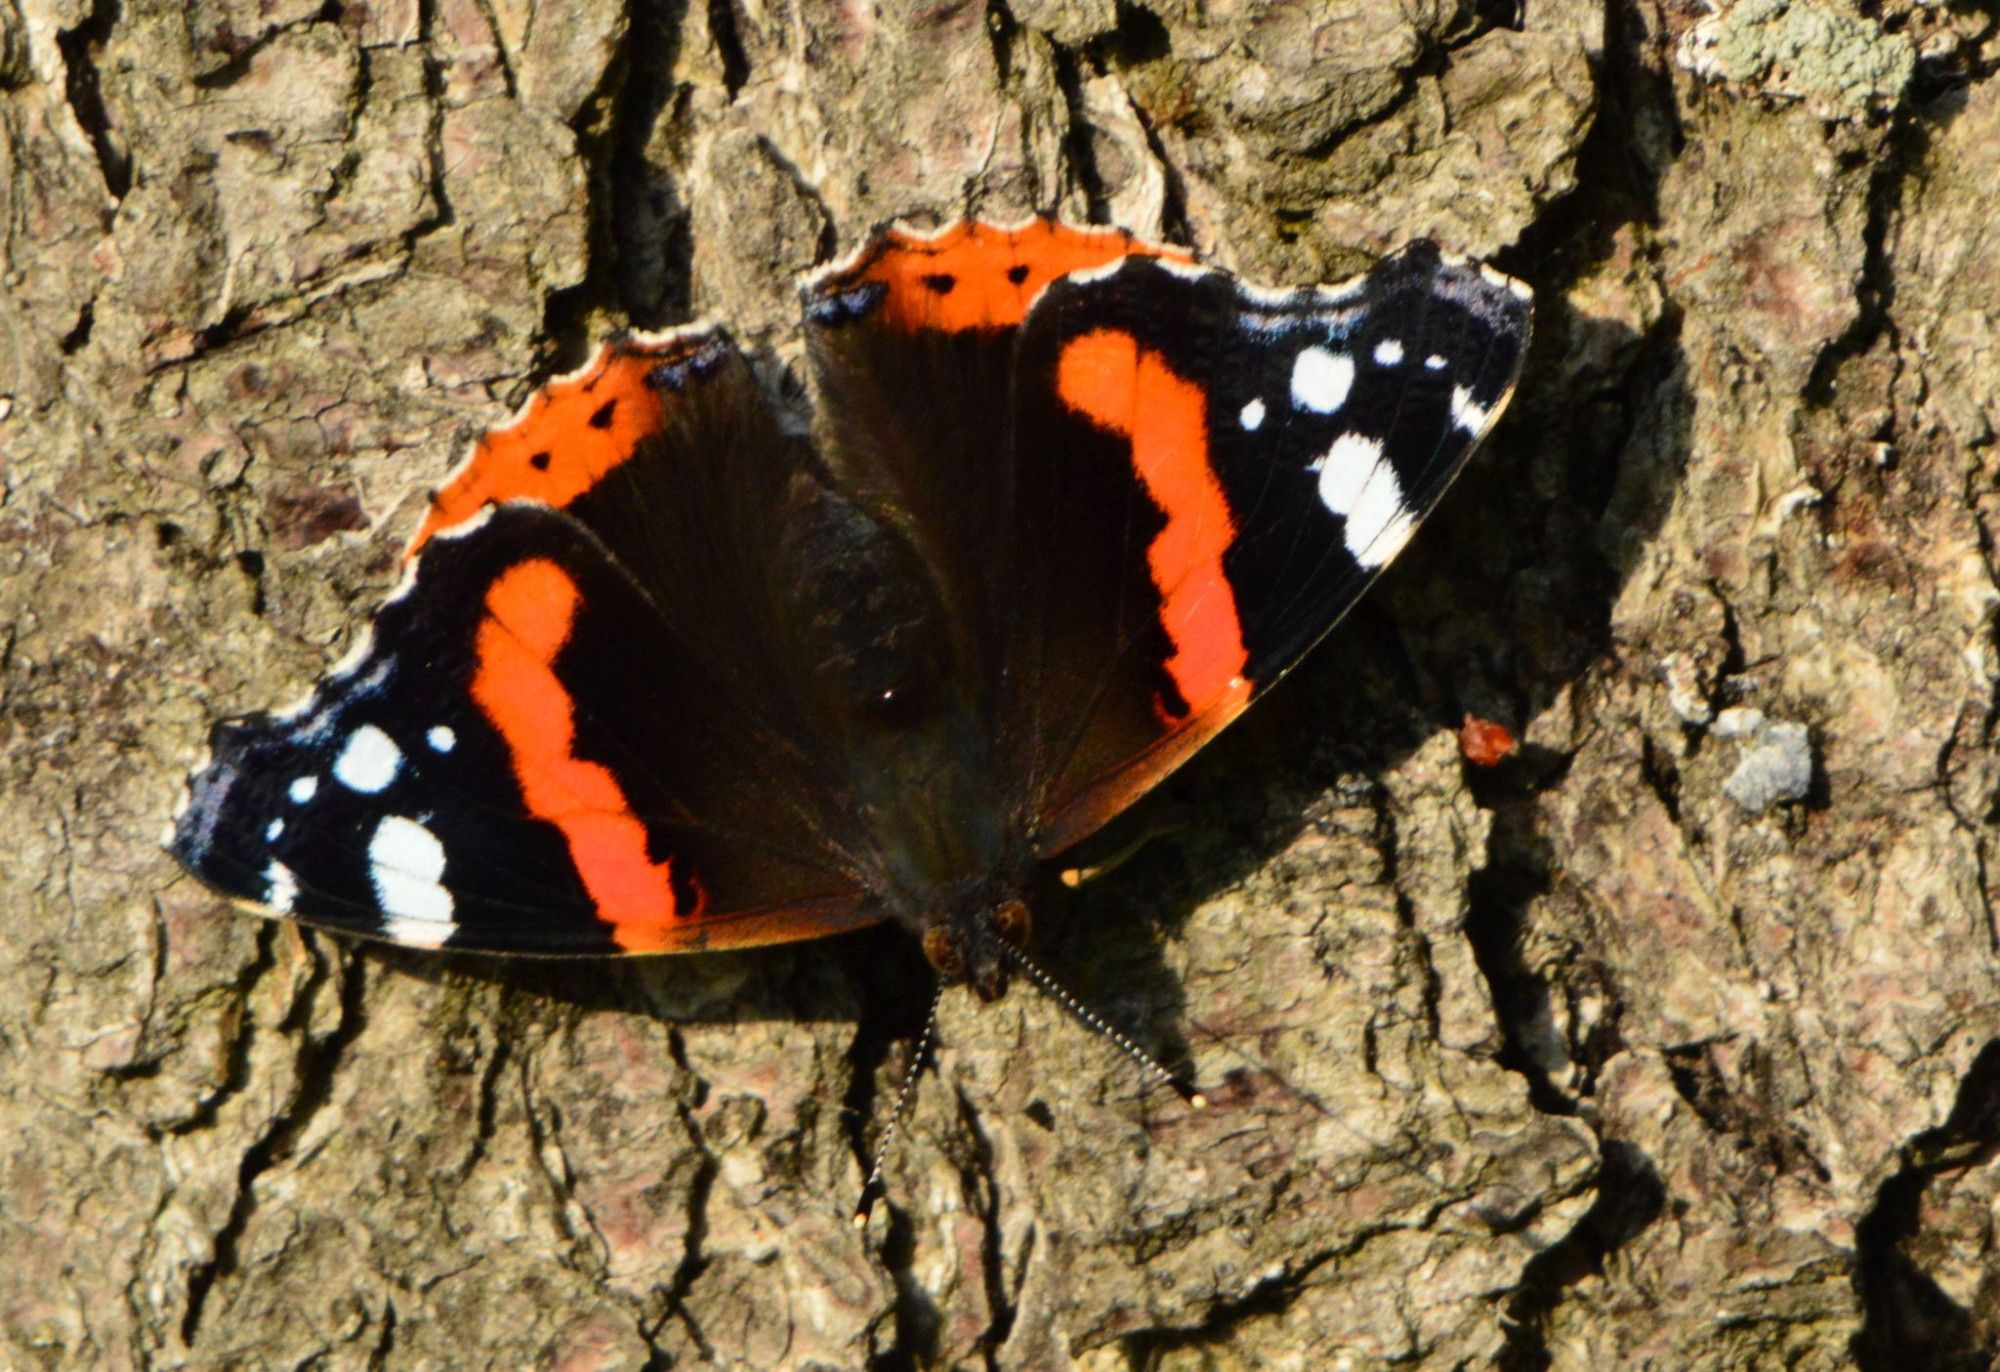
[{"x1": 168, "y1": 217, "x2": 1531, "y2": 1010}]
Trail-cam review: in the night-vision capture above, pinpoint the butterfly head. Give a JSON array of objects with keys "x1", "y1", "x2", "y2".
[{"x1": 920, "y1": 897, "x2": 1033, "y2": 1001}]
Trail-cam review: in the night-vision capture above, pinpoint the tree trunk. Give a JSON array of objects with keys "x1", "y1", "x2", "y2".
[{"x1": 3, "y1": 0, "x2": 1996, "y2": 1366}]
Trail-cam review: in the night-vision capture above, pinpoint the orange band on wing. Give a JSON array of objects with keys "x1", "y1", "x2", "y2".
[
  {"x1": 470, "y1": 559, "x2": 701, "y2": 949},
  {"x1": 1056, "y1": 329, "x2": 1252, "y2": 719},
  {"x1": 842, "y1": 220, "x2": 1191, "y2": 334},
  {"x1": 410, "y1": 346, "x2": 670, "y2": 555}
]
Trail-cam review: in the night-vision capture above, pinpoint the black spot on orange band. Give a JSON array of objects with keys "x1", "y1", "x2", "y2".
[
  {"x1": 818, "y1": 220, "x2": 1191, "y2": 335},
  {"x1": 411, "y1": 338, "x2": 713, "y2": 555}
]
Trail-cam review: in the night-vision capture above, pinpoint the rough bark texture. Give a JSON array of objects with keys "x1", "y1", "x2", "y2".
[{"x1": 3, "y1": 0, "x2": 1997, "y2": 1367}]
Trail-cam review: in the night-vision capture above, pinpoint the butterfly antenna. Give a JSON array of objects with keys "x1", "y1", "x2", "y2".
[
  {"x1": 1056, "y1": 821, "x2": 1185, "y2": 888},
  {"x1": 999, "y1": 942, "x2": 1208, "y2": 1109},
  {"x1": 853, "y1": 986, "x2": 943, "y2": 1228}
]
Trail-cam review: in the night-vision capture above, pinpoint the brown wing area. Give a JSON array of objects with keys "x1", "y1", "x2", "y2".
[{"x1": 800, "y1": 218, "x2": 1188, "y2": 721}]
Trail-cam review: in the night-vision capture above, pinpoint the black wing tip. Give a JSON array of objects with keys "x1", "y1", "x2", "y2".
[
  {"x1": 166, "y1": 740, "x2": 284, "y2": 906},
  {"x1": 166, "y1": 750, "x2": 234, "y2": 871},
  {"x1": 1427, "y1": 256, "x2": 1533, "y2": 349}
]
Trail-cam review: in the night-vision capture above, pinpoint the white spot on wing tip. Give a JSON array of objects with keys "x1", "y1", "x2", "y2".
[
  {"x1": 1290, "y1": 347, "x2": 1355, "y2": 414},
  {"x1": 1309, "y1": 432, "x2": 1413, "y2": 569},
  {"x1": 427, "y1": 725, "x2": 456, "y2": 753},
  {"x1": 1424, "y1": 354, "x2": 1448, "y2": 371},
  {"x1": 1451, "y1": 385, "x2": 1492, "y2": 434},
  {"x1": 383, "y1": 916, "x2": 453, "y2": 948},
  {"x1": 266, "y1": 818, "x2": 284, "y2": 843},
  {"x1": 1239, "y1": 398, "x2": 1267, "y2": 431},
  {"x1": 1310, "y1": 433, "x2": 1388, "y2": 517},
  {"x1": 334, "y1": 725, "x2": 403, "y2": 794},
  {"x1": 265, "y1": 860, "x2": 299, "y2": 914},
  {"x1": 1373, "y1": 338, "x2": 1404, "y2": 366},
  {"x1": 289, "y1": 775, "x2": 319, "y2": 804},
  {"x1": 368, "y1": 815, "x2": 455, "y2": 930},
  {"x1": 1356, "y1": 509, "x2": 1417, "y2": 568},
  {"x1": 1347, "y1": 476, "x2": 1414, "y2": 569}
]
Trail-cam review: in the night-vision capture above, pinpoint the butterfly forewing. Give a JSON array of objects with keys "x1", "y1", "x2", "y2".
[{"x1": 1002, "y1": 244, "x2": 1532, "y2": 853}]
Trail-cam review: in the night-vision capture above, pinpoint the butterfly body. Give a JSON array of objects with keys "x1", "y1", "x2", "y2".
[
  {"x1": 168, "y1": 219, "x2": 1531, "y2": 994},
  {"x1": 788, "y1": 487, "x2": 1033, "y2": 996}
]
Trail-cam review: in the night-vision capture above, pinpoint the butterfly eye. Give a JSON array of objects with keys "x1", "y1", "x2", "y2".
[
  {"x1": 993, "y1": 899, "x2": 1032, "y2": 950},
  {"x1": 921, "y1": 926, "x2": 965, "y2": 979}
]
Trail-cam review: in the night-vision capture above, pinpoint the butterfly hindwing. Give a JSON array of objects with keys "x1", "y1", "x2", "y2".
[
  {"x1": 801, "y1": 220, "x2": 1188, "y2": 706},
  {"x1": 1003, "y1": 244, "x2": 1533, "y2": 852}
]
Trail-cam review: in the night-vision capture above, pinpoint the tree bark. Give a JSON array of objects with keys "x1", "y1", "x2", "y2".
[{"x1": 3, "y1": 0, "x2": 1996, "y2": 1366}]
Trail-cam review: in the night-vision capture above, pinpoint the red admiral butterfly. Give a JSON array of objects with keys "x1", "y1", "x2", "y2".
[{"x1": 169, "y1": 218, "x2": 1530, "y2": 1006}]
